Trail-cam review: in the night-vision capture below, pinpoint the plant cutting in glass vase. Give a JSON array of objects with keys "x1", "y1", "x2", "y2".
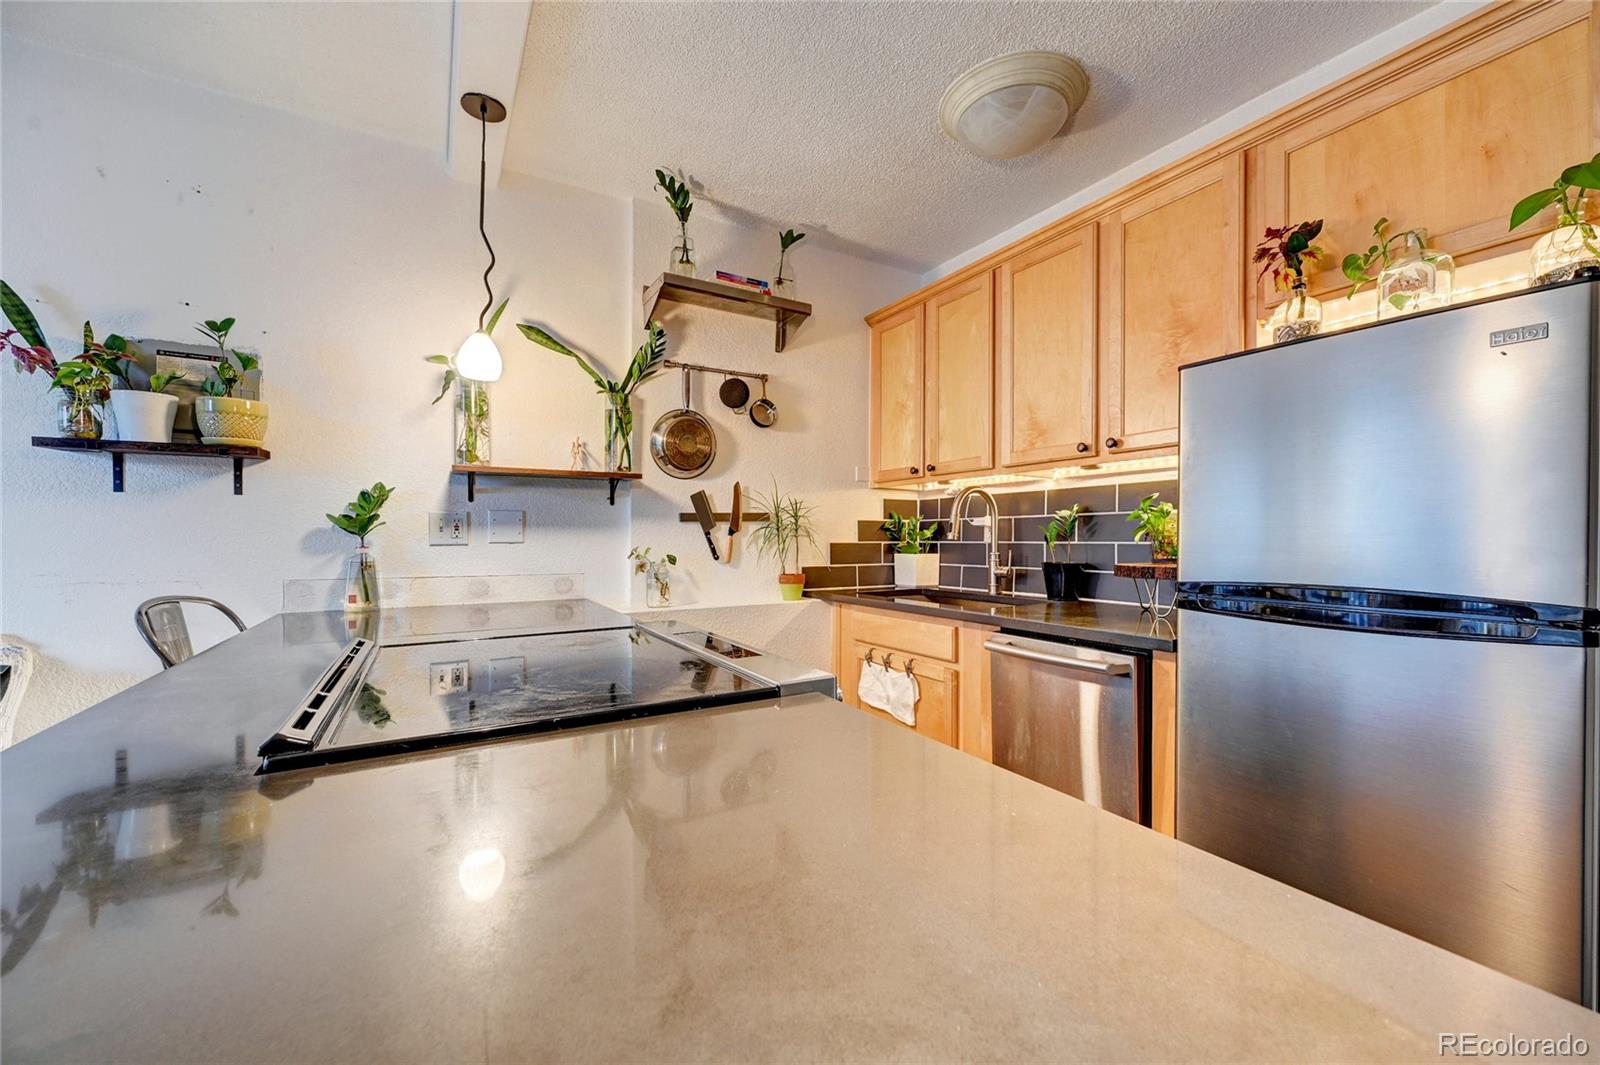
[
  {"x1": 881, "y1": 511, "x2": 940, "y2": 588},
  {"x1": 655, "y1": 168, "x2": 696, "y2": 277},
  {"x1": 1510, "y1": 152, "x2": 1600, "y2": 284},
  {"x1": 519, "y1": 319, "x2": 668, "y2": 473},
  {"x1": 1254, "y1": 219, "x2": 1326, "y2": 342},
  {"x1": 1041, "y1": 503, "x2": 1085, "y2": 601},
  {"x1": 1126, "y1": 493, "x2": 1178, "y2": 561},
  {"x1": 426, "y1": 298, "x2": 508, "y2": 466},
  {"x1": 2, "y1": 281, "x2": 130, "y2": 440},
  {"x1": 1342, "y1": 218, "x2": 1454, "y2": 319},
  {"x1": 774, "y1": 228, "x2": 806, "y2": 297},
  {"x1": 628, "y1": 546, "x2": 679, "y2": 608},
  {"x1": 749, "y1": 481, "x2": 819, "y2": 601},
  {"x1": 327, "y1": 482, "x2": 394, "y2": 613}
]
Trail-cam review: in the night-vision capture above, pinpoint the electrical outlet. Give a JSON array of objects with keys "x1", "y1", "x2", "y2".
[
  {"x1": 428, "y1": 511, "x2": 469, "y2": 546},
  {"x1": 488, "y1": 509, "x2": 525, "y2": 544},
  {"x1": 489, "y1": 656, "x2": 526, "y2": 692},
  {"x1": 430, "y1": 660, "x2": 469, "y2": 695}
]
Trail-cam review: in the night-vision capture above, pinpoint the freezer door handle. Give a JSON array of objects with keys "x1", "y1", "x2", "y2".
[{"x1": 984, "y1": 637, "x2": 1132, "y2": 675}]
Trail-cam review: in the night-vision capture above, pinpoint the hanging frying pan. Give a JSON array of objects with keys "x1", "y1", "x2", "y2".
[
  {"x1": 749, "y1": 378, "x2": 778, "y2": 428},
  {"x1": 718, "y1": 374, "x2": 750, "y2": 413},
  {"x1": 650, "y1": 368, "x2": 717, "y2": 479}
]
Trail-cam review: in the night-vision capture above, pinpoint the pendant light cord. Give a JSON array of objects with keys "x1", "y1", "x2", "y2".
[{"x1": 476, "y1": 99, "x2": 495, "y2": 331}]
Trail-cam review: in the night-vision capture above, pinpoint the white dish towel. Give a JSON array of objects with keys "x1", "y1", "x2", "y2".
[{"x1": 858, "y1": 658, "x2": 919, "y2": 727}]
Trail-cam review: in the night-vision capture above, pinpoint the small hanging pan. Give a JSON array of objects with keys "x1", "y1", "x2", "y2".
[
  {"x1": 718, "y1": 374, "x2": 750, "y2": 413},
  {"x1": 651, "y1": 368, "x2": 717, "y2": 479},
  {"x1": 749, "y1": 378, "x2": 777, "y2": 428}
]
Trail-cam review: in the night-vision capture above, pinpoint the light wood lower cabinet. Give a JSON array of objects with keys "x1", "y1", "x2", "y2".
[
  {"x1": 833, "y1": 604, "x2": 993, "y2": 754},
  {"x1": 1150, "y1": 650, "x2": 1178, "y2": 838}
]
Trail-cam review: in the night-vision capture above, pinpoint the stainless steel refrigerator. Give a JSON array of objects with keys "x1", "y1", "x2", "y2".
[{"x1": 1176, "y1": 276, "x2": 1599, "y2": 1004}]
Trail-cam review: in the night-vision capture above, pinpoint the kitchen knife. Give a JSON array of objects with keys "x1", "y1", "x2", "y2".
[
  {"x1": 690, "y1": 491, "x2": 721, "y2": 560},
  {"x1": 728, "y1": 482, "x2": 742, "y2": 536}
]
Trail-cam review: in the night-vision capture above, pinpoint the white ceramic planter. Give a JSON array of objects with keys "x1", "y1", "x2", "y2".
[
  {"x1": 195, "y1": 396, "x2": 269, "y2": 446},
  {"x1": 108, "y1": 390, "x2": 179, "y2": 443},
  {"x1": 893, "y1": 552, "x2": 940, "y2": 589}
]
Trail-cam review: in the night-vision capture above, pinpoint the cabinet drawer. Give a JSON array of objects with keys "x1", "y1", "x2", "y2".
[
  {"x1": 844, "y1": 606, "x2": 959, "y2": 662},
  {"x1": 847, "y1": 642, "x2": 957, "y2": 746}
]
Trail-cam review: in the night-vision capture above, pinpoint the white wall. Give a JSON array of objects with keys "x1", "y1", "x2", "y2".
[
  {"x1": 622, "y1": 201, "x2": 918, "y2": 608},
  {"x1": 0, "y1": 36, "x2": 914, "y2": 739}
]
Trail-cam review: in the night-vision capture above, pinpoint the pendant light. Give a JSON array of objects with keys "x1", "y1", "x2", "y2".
[{"x1": 455, "y1": 92, "x2": 508, "y2": 382}]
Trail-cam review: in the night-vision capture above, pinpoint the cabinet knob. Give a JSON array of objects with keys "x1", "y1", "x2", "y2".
[
  {"x1": 927, "y1": 464, "x2": 937, "y2": 473},
  {"x1": 910, "y1": 467, "x2": 919, "y2": 475},
  {"x1": 1105, "y1": 437, "x2": 1120, "y2": 449},
  {"x1": 1076, "y1": 442, "x2": 1090, "y2": 454}
]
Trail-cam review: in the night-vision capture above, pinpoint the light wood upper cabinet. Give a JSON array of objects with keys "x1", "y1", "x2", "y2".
[
  {"x1": 1101, "y1": 154, "x2": 1245, "y2": 453},
  {"x1": 1251, "y1": 5, "x2": 1593, "y2": 308},
  {"x1": 869, "y1": 304, "x2": 925, "y2": 482},
  {"x1": 924, "y1": 273, "x2": 994, "y2": 478},
  {"x1": 997, "y1": 223, "x2": 1097, "y2": 468}
]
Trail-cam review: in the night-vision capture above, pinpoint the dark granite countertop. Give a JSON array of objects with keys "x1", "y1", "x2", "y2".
[
  {"x1": 7, "y1": 600, "x2": 1598, "y2": 1061},
  {"x1": 816, "y1": 588, "x2": 1178, "y2": 652}
]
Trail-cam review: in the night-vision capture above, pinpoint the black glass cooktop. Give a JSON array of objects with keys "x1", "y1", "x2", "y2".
[{"x1": 262, "y1": 627, "x2": 775, "y2": 771}]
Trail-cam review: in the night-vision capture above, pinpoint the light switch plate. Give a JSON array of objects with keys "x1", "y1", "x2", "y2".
[
  {"x1": 430, "y1": 660, "x2": 469, "y2": 694},
  {"x1": 488, "y1": 509, "x2": 525, "y2": 544},
  {"x1": 429, "y1": 511, "x2": 469, "y2": 546}
]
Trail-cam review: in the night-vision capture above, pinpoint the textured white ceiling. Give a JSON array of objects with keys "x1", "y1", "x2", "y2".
[
  {"x1": 506, "y1": 1, "x2": 1434, "y2": 272},
  {"x1": 0, "y1": 0, "x2": 453, "y2": 151}
]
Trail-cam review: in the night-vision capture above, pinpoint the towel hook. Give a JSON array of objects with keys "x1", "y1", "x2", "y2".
[
  {"x1": 882, "y1": 651, "x2": 895, "y2": 670},
  {"x1": 865, "y1": 648, "x2": 877, "y2": 666},
  {"x1": 903, "y1": 658, "x2": 916, "y2": 676}
]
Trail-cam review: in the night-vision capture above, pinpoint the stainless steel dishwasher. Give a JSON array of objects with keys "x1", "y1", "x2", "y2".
[{"x1": 986, "y1": 635, "x2": 1148, "y2": 824}]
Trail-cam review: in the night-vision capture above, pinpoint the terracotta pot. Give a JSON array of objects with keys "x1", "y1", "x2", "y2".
[
  {"x1": 195, "y1": 395, "x2": 269, "y2": 446},
  {"x1": 778, "y1": 572, "x2": 806, "y2": 601}
]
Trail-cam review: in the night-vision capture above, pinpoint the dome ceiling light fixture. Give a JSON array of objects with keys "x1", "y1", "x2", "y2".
[{"x1": 938, "y1": 51, "x2": 1089, "y2": 161}]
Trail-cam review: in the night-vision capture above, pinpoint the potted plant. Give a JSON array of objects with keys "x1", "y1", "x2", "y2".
[
  {"x1": 881, "y1": 511, "x2": 939, "y2": 588},
  {"x1": 425, "y1": 298, "x2": 507, "y2": 466},
  {"x1": 655, "y1": 168, "x2": 696, "y2": 276},
  {"x1": 1126, "y1": 493, "x2": 1178, "y2": 561},
  {"x1": 327, "y1": 482, "x2": 393, "y2": 613},
  {"x1": 1254, "y1": 220, "x2": 1325, "y2": 342},
  {"x1": 1342, "y1": 218, "x2": 1454, "y2": 319},
  {"x1": 749, "y1": 481, "x2": 819, "y2": 601},
  {"x1": 108, "y1": 369, "x2": 187, "y2": 443},
  {"x1": 1041, "y1": 503, "x2": 1085, "y2": 601},
  {"x1": 519, "y1": 320, "x2": 667, "y2": 472},
  {"x1": 774, "y1": 228, "x2": 806, "y2": 296},
  {"x1": 1510, "y1": 152, "x2": 1600, "y2": 284},
  {"x1": 2, "y1": 281, "x2": 128, "y2": 439},
  {"x1": 629, "y1": 546, "x2": 679, "y2": 608},
  {"x1": 194, "y1": 317, "x2": 268, "y2": 445}
]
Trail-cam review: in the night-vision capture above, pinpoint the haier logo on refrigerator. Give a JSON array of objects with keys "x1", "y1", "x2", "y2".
[{"x1": 1489, "y1": 322, "x2": 1549, "y2": 347}]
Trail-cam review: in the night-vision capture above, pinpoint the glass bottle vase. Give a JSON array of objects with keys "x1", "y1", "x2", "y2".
[
  {"x1": 343, "y1": 546, "x2": 379, "y2": 613},
  {"x1": 1267, "y1": 282, "x2": 1322, "y2": 343},
  {"x1": 1377, "y1": 230, "x2": 1455, "y2": 319},
  {"x1": 604, "y1": 394, "x2": 633, "y2": 472},
  {"x1": 454, "y1": 379, "x2": 490, "y2": 466},
  {"x1": 1530, "y1": 203, "x2": 1600, "y2": 285},
  {"x1": 645, "y1": 562, "x2": 672, "y2": 608},
  {"x1": 669, "y1": 232, "x2": 696, "y2": 277},
  {"x1": 56, "y1": 390, "x2": 103, "y2": 439},
  {"x1": 772, "y1": 250, "x2": 794, "y2": 297}
]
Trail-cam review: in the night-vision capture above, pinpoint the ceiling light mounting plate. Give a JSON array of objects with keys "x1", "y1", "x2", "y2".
[{"x1": 459, "y1": 92, "x2": 507, "y2": 124}]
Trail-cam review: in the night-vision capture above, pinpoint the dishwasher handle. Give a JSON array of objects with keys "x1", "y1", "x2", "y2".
[{"x1": 984, "y1": 636, "x2": 1133, "y2": 676}]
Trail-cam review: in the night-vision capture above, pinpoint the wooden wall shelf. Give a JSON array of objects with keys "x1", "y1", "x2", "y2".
[
  {"x1": 643, "y1": 273, "x2": 811, "y2": 352},
  {"x1": 450, "y1": 464, "x2": 642, "y2": 506},
  {"x1": 31, "y1": 436, "x2": 270, "y2": 494}
]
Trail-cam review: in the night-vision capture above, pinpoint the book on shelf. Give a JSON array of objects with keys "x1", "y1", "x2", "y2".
[{"x1": 714, "y1": 270, "x2": 772, "y2": 295}]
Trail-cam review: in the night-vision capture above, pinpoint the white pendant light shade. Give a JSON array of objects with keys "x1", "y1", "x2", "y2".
[
  {"x1": 940, "y1": 51, "x2": 1089, "y2": 160},
  {"x1": 455, "y1": 330, "x2": 503, "y2": 383}
]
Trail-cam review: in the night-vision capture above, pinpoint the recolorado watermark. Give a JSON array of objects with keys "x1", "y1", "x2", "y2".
[{"x1": 1440, "y1": 1033, "x2": 1590, "y2": 1057}]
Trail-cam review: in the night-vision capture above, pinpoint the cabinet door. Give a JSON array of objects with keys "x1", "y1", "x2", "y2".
[
  {"x1": 1251, "y1": 6, "x2": 1592, "y2": 312},
  {"x1": 1101, "y1": 154, "x2": 1244, "y2": 453},
  {"x1": 869, "y1": 304, "x2": 925, "y2": 483},
  {"x1": 997, "y1": 223, "x2": 1097, "y2": 468},
  {"x1": 924, "y1": 273, "x2": 994, "y2": 478},
  {"x1": 848, "y1": 641, "x2": 957, "y2": 747}
]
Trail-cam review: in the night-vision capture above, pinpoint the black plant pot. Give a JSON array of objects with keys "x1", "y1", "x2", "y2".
[{"x1": 1042, "y1": 561, "x2": 1082, "y2": 602}]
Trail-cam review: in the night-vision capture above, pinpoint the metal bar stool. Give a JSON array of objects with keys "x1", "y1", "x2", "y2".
[{"x1": 134, "y1": 596, "x2": 246, "y2": 669}]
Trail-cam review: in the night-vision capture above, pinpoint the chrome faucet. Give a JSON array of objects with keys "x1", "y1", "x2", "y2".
[{"x1": 951, "y1": 486, "x2": 1013, "y2": 595}]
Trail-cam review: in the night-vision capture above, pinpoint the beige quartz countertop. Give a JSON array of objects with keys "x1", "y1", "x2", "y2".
[{"x1": 4, "y1": 665, "x2": 1597, "y2": 1060}]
